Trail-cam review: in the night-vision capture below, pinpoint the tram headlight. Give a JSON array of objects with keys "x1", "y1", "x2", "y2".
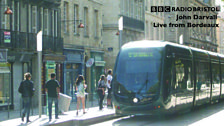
[{"x1": 133, "y1": 98, "x2": 138, "y2": 103}]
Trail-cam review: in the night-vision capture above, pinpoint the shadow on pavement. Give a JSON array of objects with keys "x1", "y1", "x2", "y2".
[{"x1": 112, "y1": 102, "x2": 224, "y2": 126}]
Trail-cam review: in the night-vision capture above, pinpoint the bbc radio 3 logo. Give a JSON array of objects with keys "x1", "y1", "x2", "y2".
[{"x1": 151, "y1": 6, "x2": 171, "y2": 12}]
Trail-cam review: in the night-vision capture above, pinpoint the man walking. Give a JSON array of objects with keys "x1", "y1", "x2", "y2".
[
  {"x1": 106, "y1": 69, "x2": 113, "y2": 107},
  {"x1": 18, "y1": 72, "x2": 35, "y2": 123},
  {"x1": 45, "y1": 73, "x2": 60, "y2": 122}
]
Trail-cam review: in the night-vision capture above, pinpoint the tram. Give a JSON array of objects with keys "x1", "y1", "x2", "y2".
[{"x1": 112, "y1": 40, "x2": 224, "y2": 115}]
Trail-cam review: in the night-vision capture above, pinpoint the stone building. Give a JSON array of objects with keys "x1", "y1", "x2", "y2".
[
  {"x1": 145, "y1": 0, "x2": 164, "y2": 40},
  {"x1": 0, "y1": 0, "x2": 63, "y2": 110},
  {"x1": 60, "y1": 0, "x2": 104, "y2": 99},
  {"x1": 164, "y1": 0, "x2": 218, "y2": 51},
  {"x1": 102, "y1": 0, "x2": 145, "y2": 69},
  {"x1": 217, "y1": 12, "x2": 224, "y2": 54}
]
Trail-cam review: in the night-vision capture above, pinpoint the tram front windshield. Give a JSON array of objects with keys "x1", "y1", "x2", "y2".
[{"x1": 114, "y1": 47, "x2": 162, "y2": 95}]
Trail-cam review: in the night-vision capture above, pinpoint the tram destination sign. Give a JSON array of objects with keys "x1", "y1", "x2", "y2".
[
  {"x1": 128, "y1": 52, "x2": 153, "y2": 58},
  {"x1": 0, "y1": 49, "x2": 8, "y2": 62}
]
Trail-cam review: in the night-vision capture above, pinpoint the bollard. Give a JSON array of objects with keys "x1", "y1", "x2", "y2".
[{"x1": 7, "y1": 95, "x2": 10, "y2": 119}]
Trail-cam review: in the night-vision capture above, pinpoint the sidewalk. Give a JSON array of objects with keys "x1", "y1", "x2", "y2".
[
  {"x1": 0, "y1": 99, "x2": 119, "y2": 126},
  {"x1": 0, "y1": 107, "x2": 116, "y2": 126}
]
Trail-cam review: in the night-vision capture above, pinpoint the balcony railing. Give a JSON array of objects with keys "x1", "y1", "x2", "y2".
[{"x1": 0, "y1": 29, "x2": 63, "y2": 52}]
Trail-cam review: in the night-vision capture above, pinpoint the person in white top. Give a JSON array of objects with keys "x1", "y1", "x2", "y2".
[{"x1": 106, "y1": 69, "x2": 113, "y2": 107}]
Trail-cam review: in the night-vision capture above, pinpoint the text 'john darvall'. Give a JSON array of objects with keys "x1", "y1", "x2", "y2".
[{"x1": 176, "y1": 14, "x2": 217, "y2": 21}]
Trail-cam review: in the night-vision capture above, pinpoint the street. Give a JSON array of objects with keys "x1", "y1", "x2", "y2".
[{"x1": 90, "y1": 102, "x2": 224, "y2": 126}]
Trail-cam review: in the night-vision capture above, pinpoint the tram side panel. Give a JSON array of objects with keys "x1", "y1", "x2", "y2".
[
  {"x1": 163, "y1": 46, "x2": 194, "y2": 112},
  {"x1": 192, "y1": 50, "x2": 211, "y2": 106},
  {"x1": 210, "y1": 61, "x2": 220, "y2": 103},
  {"x1": 220, "y1": 56, "x2": 224, "y2": 99}
]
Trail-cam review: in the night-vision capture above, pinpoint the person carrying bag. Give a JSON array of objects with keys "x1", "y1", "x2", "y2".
[{"x1": 97, "y1": 75, "x2": 106, "y2": 110}]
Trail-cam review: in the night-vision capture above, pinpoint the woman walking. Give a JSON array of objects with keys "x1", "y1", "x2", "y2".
[
  {"x1": 97, "y1": 75, "x2": 106, "y2": 110},
  {"x1": 75, "y1": 75, "x2": 87, "y2": 115}
]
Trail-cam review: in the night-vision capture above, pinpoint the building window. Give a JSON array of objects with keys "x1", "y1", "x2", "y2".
[
  {"x1": 1, "y1": 0, "x2": 9, "y2": 29},
  {"x1": 13, "y1": 1, "x2": 20, "y2": 31},
  {"x1": 84, "y1": 7, "x2": 89, "y2": 36},
  {"x1": 125, "y1": 0, "x2": 129, "y2": 16},
  {"x1": 135, "y1": 0, "x2": 138, "y2": 19},
  {"x1": 121, "y1": 0, "x2": 124, "y2": 15},
  {"x1": 130, "y1": 0, "x2": 134, "y2": 17},
  {"x1": 64, "y1": 1, "x2": 69, "y2": 33},
  {"x1": 54, "y1": 10, "x2": 58, "y2": 37},
  {"x1": 94, "y1": 10, "x2": 99, "y2": 38},
  {"x1": 145, "y1": 21, "x2": 149, "y2": 39},
  {"x1": 151, "y1": 22, "x2": 154, "y2": 39},
  {"x1": 43, "y1": 9, "x2": 49, "y2": 35},
  {"x1": 39, "y1": 7, "x2": 43, "y2": 33},
  {"x1": 139, "y1": 0, "x2": 143, "y2": 20},
  {"x1": 51, "y1": 10, "x2": 54, "y2": 36},
  {"x1": 74, "y1": 4, "x2": 79, "y2": 34},
  {"x1": 31, "y1": 6, "x2": 37, "y2": 33}
]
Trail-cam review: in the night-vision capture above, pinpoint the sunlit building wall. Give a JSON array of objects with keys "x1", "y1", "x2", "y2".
[
  {"x1": 217, "y1": 12, "x2": 224, "y2": 54},
  {"x1": 102, "y1": 0, "x2": 145, "y2": 69},
  {"x1": 164, "y1": 0, "x2": 218, "y2": 52},
  {"x1": 145, "y1": 0, "x2": 164, "y2": 40}
]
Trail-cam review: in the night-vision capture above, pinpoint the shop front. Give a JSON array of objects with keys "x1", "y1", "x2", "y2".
[
  {"x1": 0, "y1": 49, "x2": 12, "y2": 110},
  {"x1": 63, "y1": 49, "x2": 84, "y2": 101},
  {"x1": 43, "y1": 54, "x2": 65, "y2": 105},
  {"x1": 90, "y1": 51, "x2": 105, "y2": 95}
]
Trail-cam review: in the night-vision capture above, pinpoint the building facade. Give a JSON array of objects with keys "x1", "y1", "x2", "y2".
[
  {"x1": 102, "y1": 0, "x2": 145, "y2": 69},
  {"x1": 217, "y1": 12, "x2": 224, "y2": 54},
  {"x1": 145, "y1": 0, "x2": 164, "y2": 40},
  {"x1": 0, "y1": 0, "x2": 63, "y2": 110},
  {"x1": 60, "y1": 0, "x2": 104, "y2": 100},
  {"x1": 164, "y1": 0, "x2": 218, "y2": 51}
]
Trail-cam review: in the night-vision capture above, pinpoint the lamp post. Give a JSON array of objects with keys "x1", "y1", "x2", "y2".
[
  {"x1": 118, "y1": 16, "x2": 123, "y2": 49},
  {"x1": 37, "y1": 31, "x2": 42, "y2": 118}
]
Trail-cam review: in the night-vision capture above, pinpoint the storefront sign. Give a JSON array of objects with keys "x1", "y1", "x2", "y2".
[
  {"x1": 0, "y1": 49, "x2": 7, "y2": 62},
  {"x1": 95, "y1": 61, "x2": 105, "y2": 66},
  {"x1": 86, "y1": 58, "x2": 94, "y2": 67},
  {"x1": 43, "y1": 54, "x2": 66, "y2": 62},
  {"x1": 4, "y1": 32, "x2": 11, "y2": 43}
]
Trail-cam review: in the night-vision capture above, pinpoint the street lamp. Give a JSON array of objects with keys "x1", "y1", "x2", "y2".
[
  {"x1": 37, "y1": 31, "x2": 42, "y2": 118},
  {"x1": 118, "y1": 16, "x2": 123, "y2": 49}
]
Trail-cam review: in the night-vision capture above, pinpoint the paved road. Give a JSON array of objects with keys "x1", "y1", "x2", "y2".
[{"x1": 90, "y1": 102, "x2": 224, "y2": 126}]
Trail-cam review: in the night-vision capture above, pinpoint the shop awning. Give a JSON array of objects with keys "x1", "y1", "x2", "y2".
[{"x1": 43, "y1": 54, "x2": 66, "y2": 63}]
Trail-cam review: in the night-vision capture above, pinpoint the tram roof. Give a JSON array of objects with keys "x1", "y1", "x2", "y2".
[
  {"x1": 122, "y1": 40, "x2": 192, "y2": 50},
  {"x1": 121, "y1": 40, "x2": 167, "y2": 49},
  {"x1": 122, "y1": 40, "x2": 224, "y2": 58}
]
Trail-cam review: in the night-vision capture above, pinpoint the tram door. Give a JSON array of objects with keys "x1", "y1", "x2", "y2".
[
  {"x1": 172, "y1": 58, "x2": 193, "y2": 110},
  {"x1": 195, "y1": 60, "x2": 211, "y2": 105}
]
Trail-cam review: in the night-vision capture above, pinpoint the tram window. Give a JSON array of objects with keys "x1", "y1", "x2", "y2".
[
  {"x1": 195, "y1": 60, "x2": 210, "y2": 90},
  {"x1": 173, "y1": 58, "x2": 192, "y2": 90},
  {"x1": 211, "y1": 62, "x2": 220, "y2": 97},
  {"x1": 212, "y1": 63, "x2": 220, "y2": 84},
  {"x1": 221, "y1": 63, "x2": 224, "y2": 95}
]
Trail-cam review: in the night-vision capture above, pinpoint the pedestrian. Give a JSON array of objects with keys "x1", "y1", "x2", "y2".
[
  {"x1": 75, "y1": 75, "x2": 87, "y2": 115},
  {"x1": 45, "y1": 73, "x2": 60, "y2": 122},
  {"x1": 97, "y1": 75, "x2": 106, "y2": 110},
  {"x1": 18, "y1": 72, "x2": 35, "y2": 123},
  {"x1": 106, "y1": 69, "x2": 113, "y2": 107}
]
